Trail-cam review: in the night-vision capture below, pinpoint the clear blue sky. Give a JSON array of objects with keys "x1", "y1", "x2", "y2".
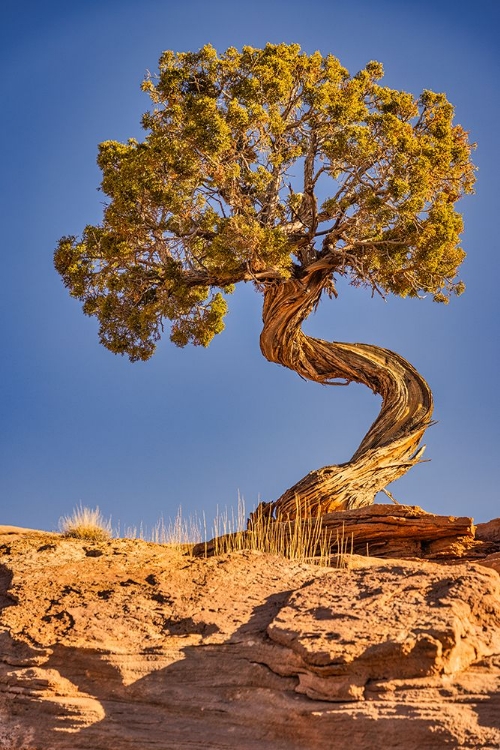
[{"x1": 1, "y1": 0, "x2": 498, "y2": 531}]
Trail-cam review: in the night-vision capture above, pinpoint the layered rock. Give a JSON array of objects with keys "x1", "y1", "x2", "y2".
[
  {"x1": 199, "y1": 504, "x2": 498, "y2": 564},
  {"x1": 1, "y1": 509, "x2": 500, "y2": 750}
]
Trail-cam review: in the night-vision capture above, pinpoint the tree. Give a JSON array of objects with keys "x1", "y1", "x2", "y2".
[{"x1": 54, "y1": 43, "x2": 475, "y2": 519}]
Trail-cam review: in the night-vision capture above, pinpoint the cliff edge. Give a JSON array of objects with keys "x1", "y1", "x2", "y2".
[{"x1": 1, "y1": 506, "x2": 500, "y2": 750}]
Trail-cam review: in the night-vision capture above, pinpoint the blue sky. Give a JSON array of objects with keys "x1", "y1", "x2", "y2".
[{"x1": 1, "y1": 0, "x2": 498, "y2": 532}]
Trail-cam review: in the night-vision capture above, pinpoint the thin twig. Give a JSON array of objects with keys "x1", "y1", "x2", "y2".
[{"x1": 381, "y1": 487, "x2": 401, "y2": 505}]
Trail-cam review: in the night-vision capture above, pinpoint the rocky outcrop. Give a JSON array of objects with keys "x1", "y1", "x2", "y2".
[
  {"x1": 200, "y1": 504, "x2": 498, "y2": 564},
  {"x1": 1, "y1": 510, "x2": 500, "y2": 750}
]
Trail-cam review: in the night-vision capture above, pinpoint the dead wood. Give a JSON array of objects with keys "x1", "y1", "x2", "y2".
[{"x1": 194, "y1": 505, "x2": 481, "y2": 562}]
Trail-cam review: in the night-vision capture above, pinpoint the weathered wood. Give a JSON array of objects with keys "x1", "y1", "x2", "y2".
[
  {"x1": 259, "y1": 269, "x2": 433, "y2": 517},
  {"x1": 194, "y1": 505, "x2": 477, "y2": 561},
  {"x1": 318, "y1": 504, "x2": 475, "y2": 559}
]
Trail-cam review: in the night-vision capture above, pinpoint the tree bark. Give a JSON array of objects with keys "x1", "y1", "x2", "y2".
[{"x1": 258, "y1": 267, "x2": 433, "y2": 519}]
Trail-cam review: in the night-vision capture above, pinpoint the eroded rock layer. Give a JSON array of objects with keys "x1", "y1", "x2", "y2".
[{"x1": 1, "y1": 517, "x2": 500, "y2": 750}]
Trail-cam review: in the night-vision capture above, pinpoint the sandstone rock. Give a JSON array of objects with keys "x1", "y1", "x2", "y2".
[
  {"x1": 0, "y1": 525, "x2": 43, "y2": 536},
  {"x1": 478, "y1": 552, "x2": 500, "y2": 574},
  {"x1": 476, "y1": 518, "x2": 500, "y2": 543},
  {"x1": 266, "y1": 560, "x2": 500, "y2": 700},
  {"x1": 0, "y1": 524, "x2": 499, "y2": 749}
]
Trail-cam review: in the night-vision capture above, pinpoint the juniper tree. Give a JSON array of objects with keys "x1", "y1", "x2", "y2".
[{"x1": 55, "y1": 44, "x2": 475, "y2": 517}]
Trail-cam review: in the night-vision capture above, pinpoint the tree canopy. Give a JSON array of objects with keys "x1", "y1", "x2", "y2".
[{"x1": 55, "y1": 43, "x2": 475, "y2": 362}]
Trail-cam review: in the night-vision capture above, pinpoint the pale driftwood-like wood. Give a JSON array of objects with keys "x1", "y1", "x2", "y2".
[{"x1": 259, "y1": 267, "x2": 434, "y2": 517}]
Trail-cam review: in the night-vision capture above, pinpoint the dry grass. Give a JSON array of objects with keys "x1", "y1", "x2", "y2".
[
  {"x1": 205, "y1": 496, "x2": 351, "y2": 566},
  {"x1": 59, "y1": 504, "x2": 112, "y2": 541},
  {"x1": 60, "y1": 497, "x2": 353, "y2": 566},
  {"x1": 157, "y1": 496, "x2": 352, "y2": 567},
  {"x1": 119, "y1": 509, "x2": 202, "y2": 553}
]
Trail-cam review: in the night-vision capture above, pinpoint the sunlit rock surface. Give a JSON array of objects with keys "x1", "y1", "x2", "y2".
[{"x1": 1, "y1": 512, "x2": 499, "y2": 750}]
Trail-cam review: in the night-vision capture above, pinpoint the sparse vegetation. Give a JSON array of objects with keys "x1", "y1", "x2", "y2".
[
  {"x1": 59, "y1": 504, "x2": 112, "y2": 541},
  {"x1": 59, "y1": 497, "x2": 352, "y2": 566},
  {"x1": 200, "y1": 496, "x2": 352, "y2": 566},
  {"x1": 118, "y1": 508, "x2": 203, "y2": 552},
  {"x1": 118, "y1": 497, "x2": 352, "y2": 566}
]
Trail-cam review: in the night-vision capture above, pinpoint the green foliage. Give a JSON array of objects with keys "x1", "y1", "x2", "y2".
[{"x1": 55, "y1": 43, "x2": 475, "y2": 361}]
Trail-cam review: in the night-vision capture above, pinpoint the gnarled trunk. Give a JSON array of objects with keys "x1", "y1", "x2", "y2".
[{"x1": 258, "y1": 269, "x2": 433, "y2": 519}]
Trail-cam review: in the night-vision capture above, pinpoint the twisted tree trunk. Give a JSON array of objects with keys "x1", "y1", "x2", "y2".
[{"x1": 257, "y1": 267, "x2": 433, "y2": 519}]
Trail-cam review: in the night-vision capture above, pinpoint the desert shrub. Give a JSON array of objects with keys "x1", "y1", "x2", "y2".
[{"x1": 59, "y1": 504, "x2": 112, "y2": 541}]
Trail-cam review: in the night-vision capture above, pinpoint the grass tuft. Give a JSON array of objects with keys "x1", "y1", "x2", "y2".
[
  {"x1": 205, "y1": 495, "x2": 339, "y2": 566},
  {"x1": 157, "y1": 496, "x2": 352, "y2": 566},
  {"x1": 59, "y1": 504, "x2": 112, "y2": 541}
]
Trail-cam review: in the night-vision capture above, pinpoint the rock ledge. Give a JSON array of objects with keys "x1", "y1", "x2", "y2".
[{"x1": 1, "y1": 507, "x2": 500, "y2": 749}]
